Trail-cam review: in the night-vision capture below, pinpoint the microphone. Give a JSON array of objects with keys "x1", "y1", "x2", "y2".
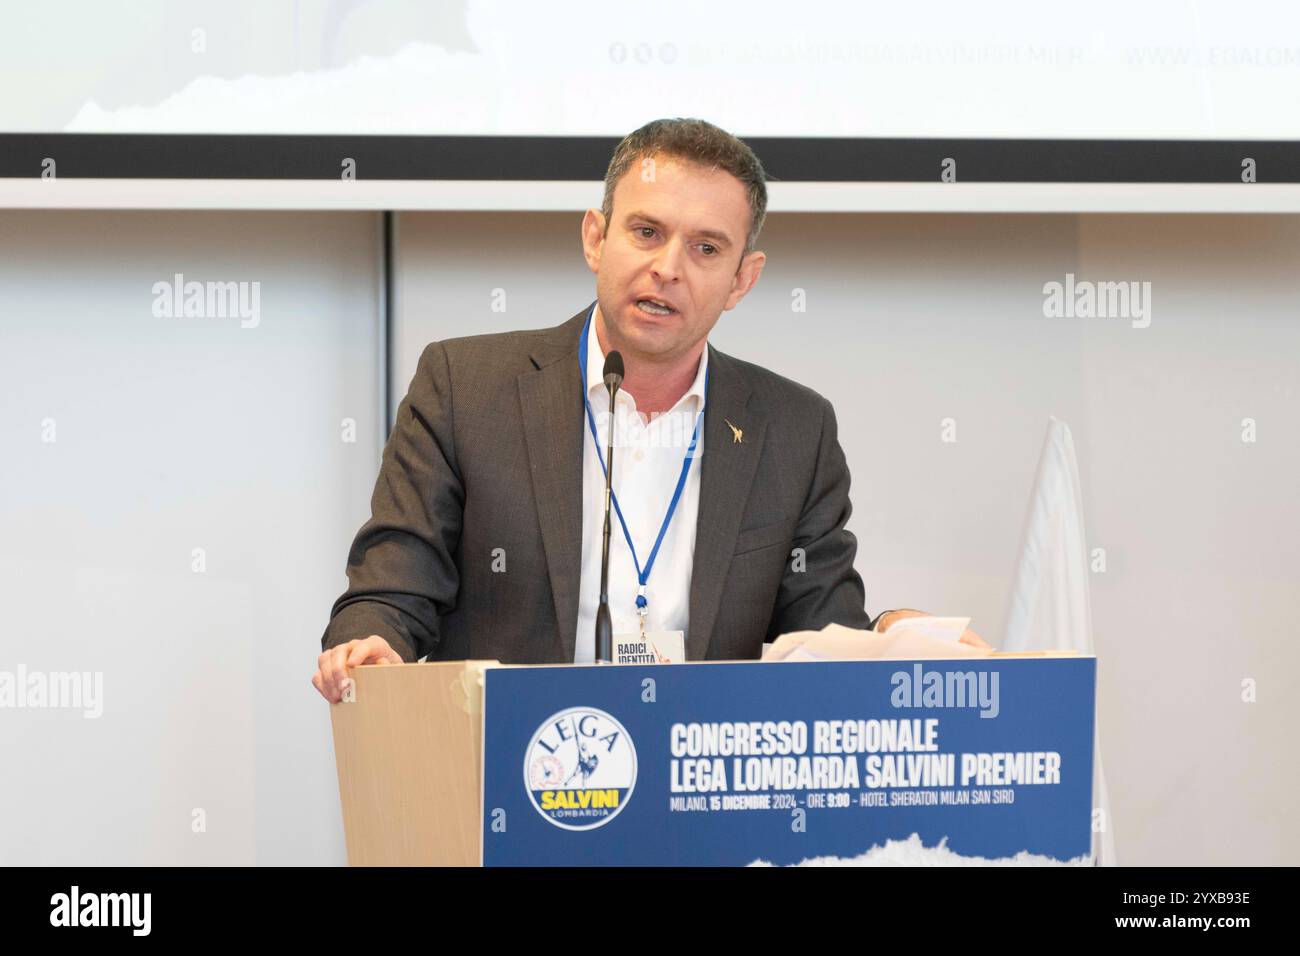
[
  {"x1": 595, "y1": 350, "x2": 623, "y2": 663},
  {"x1": 603, "y1": 350, "x2": 624, "y2": 390}
]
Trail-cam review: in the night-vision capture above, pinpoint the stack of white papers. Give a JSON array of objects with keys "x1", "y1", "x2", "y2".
[{"x1": 762, "y1": 618, "x2": 990, "y2": 662}]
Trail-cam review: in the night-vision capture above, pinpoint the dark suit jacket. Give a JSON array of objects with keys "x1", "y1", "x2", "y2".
[{"x1": 322, "y1": 304, "x2": 875, "y2": 663}]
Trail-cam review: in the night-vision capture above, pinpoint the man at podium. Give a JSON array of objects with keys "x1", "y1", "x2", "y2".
[{"x1": 314, "y1": 117, "x2": 986, "y2": 702}]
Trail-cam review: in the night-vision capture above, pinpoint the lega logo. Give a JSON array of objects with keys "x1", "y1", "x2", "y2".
[{"x1": 524, "y1": 707, "x2": 637, "y2": 830}]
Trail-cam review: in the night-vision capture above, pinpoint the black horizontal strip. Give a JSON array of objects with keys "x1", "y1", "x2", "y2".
[
  {"x1": 0, "y1": 133, "x2": 1297, "y2": 182},
  {"x1": 3, "y1": 864, "x2": 1285, "y2": 943}
]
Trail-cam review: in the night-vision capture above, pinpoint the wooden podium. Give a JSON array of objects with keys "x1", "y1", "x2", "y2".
[
  {"x1": 329, "y1": 660, "x2": 494, "y2": 866},
  {"x1": 330, "y1": 654, "x2": 1096, "y2": 867}
]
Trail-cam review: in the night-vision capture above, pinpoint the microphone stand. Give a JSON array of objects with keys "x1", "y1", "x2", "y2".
[{"x1": 595, "y1": 357, "x2": 622, "y2": 663}]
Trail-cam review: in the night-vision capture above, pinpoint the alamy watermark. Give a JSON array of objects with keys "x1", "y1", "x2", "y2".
[
  {"x1": 1043, "y1": 272, "x2": 1152, "y2": 328},
  {"x1": 152, "y1": 273, "x2": 260, "y2": 328},
  {"x1": 0, "y1": 664, "x2": 103, "y2": 718},
  {"x1": 590, "y1": 405, "x2": 704, "y2": 457},
  {"x1": 890, "y1": 663, "x2": 1000, "y2": 719},
  {"x1": 50, "y1": 886, "x2": 150, "y2": 936}
]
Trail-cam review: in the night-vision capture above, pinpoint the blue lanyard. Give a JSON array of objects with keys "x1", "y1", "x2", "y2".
[{"x1": 578, "y1": 305, "x2": 708, "y2": 615}]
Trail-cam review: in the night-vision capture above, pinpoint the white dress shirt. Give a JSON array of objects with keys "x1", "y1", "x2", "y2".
[{"x1": 573, "y1": 305, "x2": 708, "y2": 663}]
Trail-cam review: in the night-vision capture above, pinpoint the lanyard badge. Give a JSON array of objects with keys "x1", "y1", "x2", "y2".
[{"x1": 578, "y1": 307, "x2": 708, "y2": 629}]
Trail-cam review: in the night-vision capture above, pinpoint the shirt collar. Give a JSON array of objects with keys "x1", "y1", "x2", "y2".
[{"x1": 584, "y1": 302, "x2": 709, "y2": 413}]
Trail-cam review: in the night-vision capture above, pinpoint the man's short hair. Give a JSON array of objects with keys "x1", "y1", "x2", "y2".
[{"x1": 601, "y1": 117, "x2": 769, "y2": 259}]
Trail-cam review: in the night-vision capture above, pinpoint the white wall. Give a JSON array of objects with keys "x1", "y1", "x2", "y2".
[
  {"x1": 0, "y1": 210, "x2": 382, "y2": 865},
  {"x1": 393, "y1": 210, "x2": 1300, "y2": 866}
]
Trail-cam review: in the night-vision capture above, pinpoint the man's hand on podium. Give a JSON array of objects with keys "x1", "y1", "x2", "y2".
[{"x1": 312, "y1": 635, "x2": 403, "y2": 703}]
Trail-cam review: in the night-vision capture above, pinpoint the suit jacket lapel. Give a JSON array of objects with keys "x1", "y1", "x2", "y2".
[
  {"x1": 518, "y1": 313, "x2": 766, "y2": 663},
  {"x1": 519, "y1": 309, "x2": 588, "y2": 662},
  {"x1": 688, "y1": 346, "x2": 765, "y2": 660}
]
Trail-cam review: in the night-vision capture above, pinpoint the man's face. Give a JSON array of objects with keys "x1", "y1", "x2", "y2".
[{"x1": 581, "y1": 155, "x2": 765, "y2": 363}]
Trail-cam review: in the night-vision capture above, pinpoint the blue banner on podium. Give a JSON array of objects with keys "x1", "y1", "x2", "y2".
[{"x1": 481, "y1": 657, "x2": 1095, "y2": 866}]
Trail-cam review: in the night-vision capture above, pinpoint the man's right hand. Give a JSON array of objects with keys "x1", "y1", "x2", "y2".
[{"x1": 312, "y1": 635, "x2": 404, "y2": 703}]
